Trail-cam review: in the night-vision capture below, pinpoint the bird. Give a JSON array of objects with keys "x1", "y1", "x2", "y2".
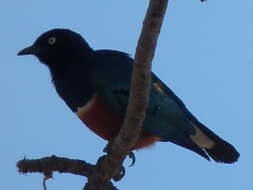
[{"x1": 18, "y1": 28, "x2": 239, "y2": 163}]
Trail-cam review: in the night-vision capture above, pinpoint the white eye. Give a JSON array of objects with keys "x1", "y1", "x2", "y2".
[{"x1": 48, "y1": 37, "x2": 56, "y2": 45}]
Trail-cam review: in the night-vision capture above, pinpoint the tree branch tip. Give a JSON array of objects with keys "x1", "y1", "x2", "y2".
[{"x1": 43, "y1": 174, "x2": 53, "y2": 190}]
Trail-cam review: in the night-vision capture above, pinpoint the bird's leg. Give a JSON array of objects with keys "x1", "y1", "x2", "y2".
[{"x1": 103, "y1": 139, "x2": 115, "y2": 153}]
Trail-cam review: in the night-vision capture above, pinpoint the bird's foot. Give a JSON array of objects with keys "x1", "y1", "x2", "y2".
[
  {"x1": 104, "y1": 140, "x2": 136, "y2": 167},
  {"x1": 111, "y1": 152, "x2": 135, "y2": 181},
  {"x1": 112, "y1": 165, "x2": 125, "y2": 181},
  {"x1": 96, "y1": 155, "x2": 125, "y2": 181}
]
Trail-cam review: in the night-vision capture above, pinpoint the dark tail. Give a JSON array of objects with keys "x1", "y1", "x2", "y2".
[
  {"x1": 198, "y1": 124, "x2": 240, "y2": 163},
  {"x1": 204, "y1": 138, "x2": 239, "y2": 163}
]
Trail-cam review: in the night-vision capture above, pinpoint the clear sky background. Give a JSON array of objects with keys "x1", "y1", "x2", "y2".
[{"x1": 1, "y1": 0, "x2": 252, "y2": 189}]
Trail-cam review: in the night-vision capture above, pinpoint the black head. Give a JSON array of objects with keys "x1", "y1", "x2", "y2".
[{"x1": 18, "y1": 29, "x2": 93, "y2": 66}]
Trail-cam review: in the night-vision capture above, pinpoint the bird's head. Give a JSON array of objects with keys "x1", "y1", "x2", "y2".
[{"x1": 17, "y1": 29, "x2": 93, "y2": 67}]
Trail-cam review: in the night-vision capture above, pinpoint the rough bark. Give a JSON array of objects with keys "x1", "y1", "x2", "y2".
[{"x1": 17, "y1": 156, "x2": 118, "y2": 190}]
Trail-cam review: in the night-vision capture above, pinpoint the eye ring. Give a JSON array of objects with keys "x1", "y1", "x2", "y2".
[{"x1": 48, "y1": 37, "x2": 56, "y2": 45}]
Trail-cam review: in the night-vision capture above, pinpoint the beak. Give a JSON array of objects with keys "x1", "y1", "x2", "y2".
[{"x1": 17, "y1": 45, "x2": 40, "y2": 56}]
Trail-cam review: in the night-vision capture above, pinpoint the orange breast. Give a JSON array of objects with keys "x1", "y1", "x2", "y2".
[{"x1": 76, "y1": 95, "x2": 161, "y2": 149}]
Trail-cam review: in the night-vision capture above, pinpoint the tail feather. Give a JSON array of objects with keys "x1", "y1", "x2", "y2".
[
  {"x1": 204, "y1": 138, "x2": 239, "y2": 163},
  {"x1": 197, "y1": 123, "x2": 240, "y2": 163}
]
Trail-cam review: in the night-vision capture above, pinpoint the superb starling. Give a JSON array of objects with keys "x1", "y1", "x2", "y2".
[{"x1": 18, "y1": 29, "x2": 239, "y2": 163}]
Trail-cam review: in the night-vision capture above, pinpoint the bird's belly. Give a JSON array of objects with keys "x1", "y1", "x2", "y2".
[
  {"x1": 76, "y1": 95, "x2": 122, "y2": 140},
  {"x1": 75, "y1": 95, "x2": 161, "y2": 149}
]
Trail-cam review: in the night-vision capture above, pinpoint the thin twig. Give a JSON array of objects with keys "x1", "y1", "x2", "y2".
[{"x1": 43, "y1": 176, "x2": 48, "y2": 190}]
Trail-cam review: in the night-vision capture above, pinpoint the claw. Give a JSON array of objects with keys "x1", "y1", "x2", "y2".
[
  {"x1": 112, "y1": 151, "x2": 135, "y2": 181},
  {"x1": 113, "y1": 166, "x2": 125, "y2": 181},
  {"x1": 128, "y1": 151, "x2": 136, "y2": 167}
]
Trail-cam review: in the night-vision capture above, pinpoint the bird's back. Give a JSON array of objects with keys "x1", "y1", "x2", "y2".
[{"x1": 89, "y1": 50, "x2": 239, "y2": 163}]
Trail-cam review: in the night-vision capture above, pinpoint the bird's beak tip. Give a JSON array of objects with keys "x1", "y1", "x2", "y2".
[{"x1": 17, "y1": 45, "x2": 37, "y2": 56}]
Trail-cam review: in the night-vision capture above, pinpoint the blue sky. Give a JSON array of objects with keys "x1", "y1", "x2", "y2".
[{"x1": 1, "y1": 0, "x2": 252, "y2": 189}]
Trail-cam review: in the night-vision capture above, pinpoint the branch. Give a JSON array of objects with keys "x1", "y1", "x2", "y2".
[
  {"x1": 17, "y1": 155, "x2": 118, "y2": 190},
  {"x1": 84, "y1": 0, "x2": 168, "y2": 189},
  {"x1": 112, "y1": 0, "x2": 168, "y2": 154}
]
